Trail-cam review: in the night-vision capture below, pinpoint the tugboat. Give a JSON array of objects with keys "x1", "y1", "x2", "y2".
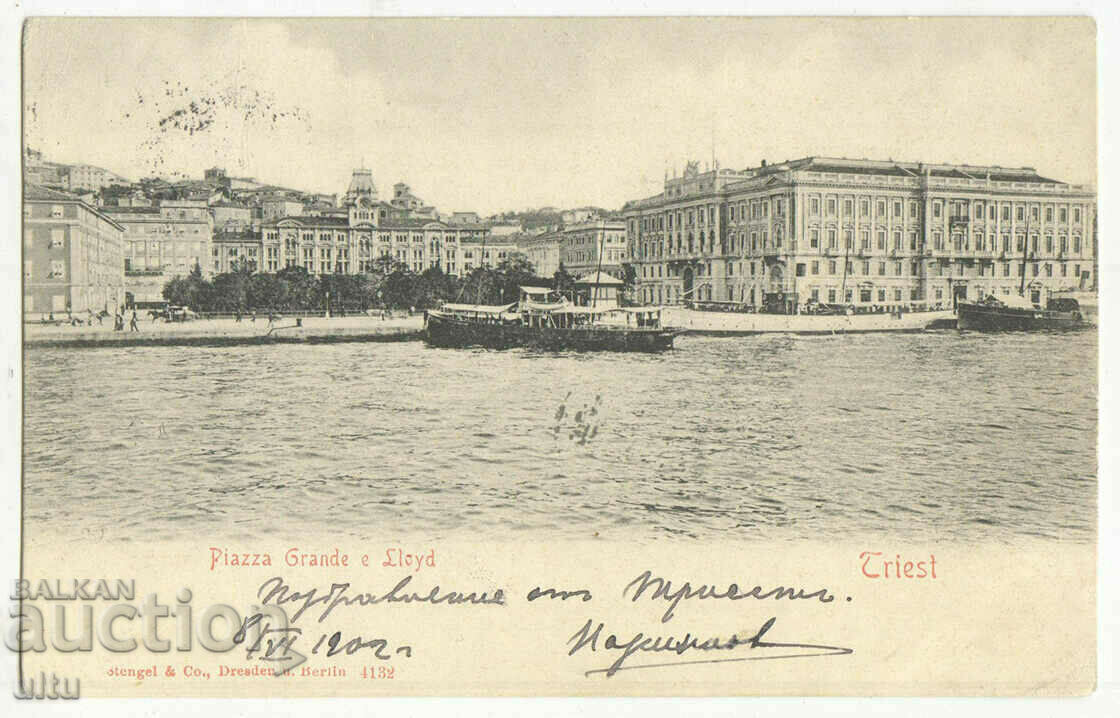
[
  {"x1": 957, "y1": 293, "x2": 1083, "y2": 331},
  {"x1": 956, "y1": 212, "x2": 1084, "y2": 332},
  {"x1": 423, "y1": 287, "x2": 681, "y2": 351}
]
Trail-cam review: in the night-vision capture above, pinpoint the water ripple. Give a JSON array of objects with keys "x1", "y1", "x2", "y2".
[{"x1": 23, "y1": 331, "x2": 1097, "y2": 543}]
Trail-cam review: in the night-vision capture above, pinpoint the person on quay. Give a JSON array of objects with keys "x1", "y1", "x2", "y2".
[{"x1": 129, "y1": 311, "x2": 139, "y2": 332}]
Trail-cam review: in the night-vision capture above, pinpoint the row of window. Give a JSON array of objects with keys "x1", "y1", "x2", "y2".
[
  {"x1": 636, "y1": 203, "x2": 725, "y2": 233},
  {"x1": 211, "y1": 246, "x2": 260, "y2": 258},
  {"x1": 264, "y1": 229, "x2": 476, "y2": 243},
  {"x1": 633, "y1": 196, "x2": 1091, "y2": 236},
  {"x1": 633, "y1": 225, "x2": 1088, "y2": 259},
  {"x1": 639, "y1": 258, "x2": 1087, "y2": 282},
  {"x1": 127, "y1": 240, "x2": 204, "y2": 253},
  {"x1": 803, "y1": 196, "x2": 1088, "y2": 224}
]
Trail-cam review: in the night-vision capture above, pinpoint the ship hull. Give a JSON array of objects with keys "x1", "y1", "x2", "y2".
[
  {"x1": 957, "y1": 303, "x2": 1083, "y2": 332},
  {"x1": 660, "y1": 307, "x2": 956, "y2": 334},
  {"x1": 424, "y1": 312, "x2": 678, "y2": 352}
]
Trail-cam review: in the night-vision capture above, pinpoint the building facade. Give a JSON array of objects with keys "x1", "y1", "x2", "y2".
[
  {"x1": 514, "y1": 220, "x2": 626, "y2": 279},
  {"x1": 261, "y1": 197, "x2": 305, "y2": 222},
  {"x1": 261, "y1": 211, "x2": 500, "y2": 277},
  {"x1": 107, "y1": 200, "x2": 215, "y2": 306},
  {"x1": 260, "y1": 172, "x2": 496, "y2": 278},
  {"x1": 516, "y1": 232, "x2": 562, "y2": 277},
  {"x1": 624, "y1": 157, "x2": 1096, "y2": 311},
  {"x1": 66, "y1": 163, "x2": 129, "y2": 192},
  {"x1": 23, "y1": 185, "x2": 125, "y2": 317},
  {"x1": 211, "y1": 228, "x2": 263, "y2": 274},
  {"x1": 557, "y1": 219, "x2": 627, "y2": 277},
  {"x1": 211, "y1": 201, "x2": 254, "y2": 231}
]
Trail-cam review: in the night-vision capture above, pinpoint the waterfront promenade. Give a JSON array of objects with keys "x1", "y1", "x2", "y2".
[{"x1": 24, "y1": 315, "x2": 425, "y2": 348}]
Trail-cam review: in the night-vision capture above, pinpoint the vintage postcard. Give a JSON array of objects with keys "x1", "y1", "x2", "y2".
[{"x1": 12, "y1": 14, "x2": 1099, "y2": 701}]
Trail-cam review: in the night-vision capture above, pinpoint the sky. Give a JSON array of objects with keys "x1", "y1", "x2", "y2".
[{"x1": 22, "y1": 17, "x2": 1097, "y2": 216}]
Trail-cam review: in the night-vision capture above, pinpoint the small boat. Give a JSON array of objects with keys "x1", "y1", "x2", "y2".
[
  {"x1": 957, "y1": 293, "x2": 1084, "y2": 332},
  {"x1": 424, "y1": 287, "x2": 681, "y2": 351}
]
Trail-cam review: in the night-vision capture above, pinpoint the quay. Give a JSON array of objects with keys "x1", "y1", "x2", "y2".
[
  {"x1": 663, "y1": 308, "x2": 958, "y2": 335},
  {"x1": 24, "y1": 316, "x2": 425, "y2": 349}
]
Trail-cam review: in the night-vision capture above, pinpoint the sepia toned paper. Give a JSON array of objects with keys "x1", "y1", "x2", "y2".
[{"x1": 14, "y1": 15, "x2": 1099, "y2": 700}]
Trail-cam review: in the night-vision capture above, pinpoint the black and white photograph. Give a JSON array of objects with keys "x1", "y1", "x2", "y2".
[{"x1": 8, "y1": 10, "x2": 1110, "y2": 705}]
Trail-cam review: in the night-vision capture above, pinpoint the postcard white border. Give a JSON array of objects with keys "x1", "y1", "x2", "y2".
[{"x1": 1, "y1": 1, "x2": 1116, "y2": 716}]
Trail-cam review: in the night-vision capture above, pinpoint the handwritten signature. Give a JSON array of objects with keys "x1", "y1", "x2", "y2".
[{"x1": 568, "y1": 616, "x2": 853, "y2": 677}]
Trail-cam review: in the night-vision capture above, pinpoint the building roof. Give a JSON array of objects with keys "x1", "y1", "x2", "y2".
[
  {"x1": 24, "y1": 184, "x2": 125, "y2": 230},
  {"x1": 103, "y1": 206, "x2": 161, "y2": 215},
  {"x1": 274, "y1": 215, "x2": 351, "y2": 227},
  {"x1": 800, "y1": 157, "x2": 1066, "y2": 184},
  {"x1": 24, "y1": 184, "x2": 80, "y2": 202},
  {"x1": 985, "y1": 171, "x2": 1062, "y2": 184},
  {"x1": 460, "y1": 236, "x2": 517, "y2": 247},
  {"x1": 347, "y1": 169, "x2": 377, "y2": 197},
  {"x1": 573, "y1": 271, "x2": 623, "y2": 285},
  {"x1": 383, "y1": 217, "x2": 444, "y2": 229},
  {"x1": 803, "y1": 161, "x2": 914, "y2": 177},
  {"x1": 213, "y1": 229, "x2": 261, "y2": 242}
]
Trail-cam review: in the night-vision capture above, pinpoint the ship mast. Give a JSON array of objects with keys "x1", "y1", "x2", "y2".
[
  {"x1": 1019, "y1": 210, "x2": 1030, "y2": 297},
  {"x1": 839, "y1": 229, "x2": 851, "y2": 306},
  {"x1": 591, "y1": 230, "x2": 606, "y2": 310},
  {"x1": 477, "y1": 234, "x2": 487, "y2": 305}
]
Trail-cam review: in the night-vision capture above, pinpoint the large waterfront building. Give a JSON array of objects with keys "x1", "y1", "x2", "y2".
[
  {"x1": 106, "y1": 200, "x2": 215, "y2": 306},
  {"x1": 23, "y1": 185, "x2": 125, "y2": 317},
  {"x1": 261, "y1": 211, "x2": 501, "y2": 277},
  {"x1": 623, "y1": 157, "x2": 1096, "y2": 311},
  {"x1": 259, "y1": 169, "x2": 497, "y2": 278}
]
